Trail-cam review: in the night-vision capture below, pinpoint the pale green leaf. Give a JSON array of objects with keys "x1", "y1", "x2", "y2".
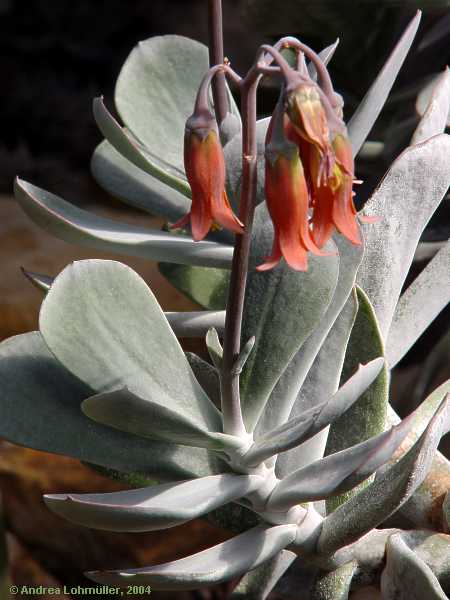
[
  {"x1": 14, "y1": 178, "x2": 233, "y2": 268},
  {"x1": 411, "y1": 67, "x2": 450, "y2": 144},
  {"x1": 87, "y1": 524, "x2": 297, "y2": 589},
  {"x1": 348, "y1": 11, "x2": 421, "y2": 155},
  {"x1": 39, "y1": 260, "x2": 222, "y2": 434},
  {"x1": 115, "y1": 35, "x2": 239, "y2": 188},
  {"x1": 44, "y1": 474, "x2": 262, "y2": 532},
  {"x1": 318, "y1": 395, "x2": 450, "y2": 556},
  {"x1": 0, "y1": 332, "x2": 219, "y2": 480},
  {"x1": 357, "y1": 134, "x2": 450, "y2": 340},
  {"x1": 386, "y1": 239, "x2": 450, "y2": 368},
  {"x1": 91, "y1": 140, "x2": 190, "y2": 220}
]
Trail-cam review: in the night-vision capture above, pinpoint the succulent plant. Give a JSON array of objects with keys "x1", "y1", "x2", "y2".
[{"x1": 2, "y1": 2, "x2": 450, "y2": 598}]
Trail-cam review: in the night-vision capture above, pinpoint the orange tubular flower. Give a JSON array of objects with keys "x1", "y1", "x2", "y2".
[
  {"x1": 309, "y1": 133, "x2": 362, "y2": 248},
  {"x1": 172, "y1": 110, "x2": 243, "y2": 242},
  {"x1": 285, "y1": 82, "x2": 335, "y2": 184},
  {"x1": 258, "y1": 105, "x2": 324, "y2": 272},
  {"x1": 283, "y1": 74, "x2": 363, "y2": 249}
]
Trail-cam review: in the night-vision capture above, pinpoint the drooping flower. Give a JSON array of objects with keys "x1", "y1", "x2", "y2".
[
  {"x1": 285, "y1": 81, "x2": 335, "y2": 185},
  {"x1": 282, "y1": 61, "x2": 364, "y2": 249},
  {"x1": 172, "y1": 108, "x2": 243, "y2": 242},
  {"x1": 258, "y1": 103, "x2": 324, "y2": 272},
  {"x1": 309, "y1": 133, "x2": 362, "y2": 248}
]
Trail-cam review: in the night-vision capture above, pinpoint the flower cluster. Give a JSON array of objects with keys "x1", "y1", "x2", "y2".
[
  {"x1": 176, "y1": 44, "x2": 365, "y2": 271},
  {"x1": 260, "y1": 48, "x2": 363, "y2": 271}
]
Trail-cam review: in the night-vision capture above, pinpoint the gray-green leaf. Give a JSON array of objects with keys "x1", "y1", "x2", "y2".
[
  {"x1": 93, "y1": 97, "x2": 190, "y2": 197},
  {"x1": 82, "y1": 388, "x2": 237, "y2": 450},
  {"x1": 14, "y1": 178, "x2": 233, "y2": 268},
  {"x1": 326, "y1": 287, "x2": 388, "y2": 511},
  {"x1": 44, "y1": 474, "x2": 262, "y2": 532},
  {"x1": 386, "y1": 239, "x2": 450, "y2": 368},
  {"x1": 0, "y1": 332, "x2": 219, "y2": 480},
  {"x1": 114, "y1": 35, "x2": 239, "y2": 192},
  {"x1": 39, "y1": 260, "x2": 222, "y2": 434},
  {"x1": 230, "y1": 550, "x2": 297, "y2": 600},
  {"x1": 243, "y1": 358, "x2": 384, "y2": 468},
  {"x1": 348, "y1": 11, "x2": 421, "y2": 155},
  {"x1": 357, "y1": 134, "x2": 450, "y2": 341},
  {"x1": 91, "y1": 140, "x2": 190, "y2": 220},
  {"x1": 240, "y1": 214, "x2": 340, "y2": 432},
  {"x1": 158, "y1": 262, "x2": 230, "y2": 310},
  {"x1": 266, "y1": 413, "x2": 413, "y2": 510},
  {"x1": 86, "y1": 524, "x2": 297, "y2": 589},
  {"x1": 381, "y1": 531, "x2": 449, "y2": 599},
  {"x1": 318, "y1": 394, "x2": 450, "y2": 556},
  {"x1": 411, "y1": 67, "x2": 450, "y2": 145},
  {"x1": 260, "y1": 233, "x2": 362, "y2": 464}
]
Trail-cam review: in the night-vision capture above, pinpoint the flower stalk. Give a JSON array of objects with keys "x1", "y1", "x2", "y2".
[
  {"x1": 221, "y1": 70, "x2": 260, "y2": 437},
  {"x1": 208, "y1": 0, "x2": 228, "y2": 124}
]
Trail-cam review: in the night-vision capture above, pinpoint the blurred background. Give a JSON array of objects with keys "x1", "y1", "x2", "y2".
[{"x1": 0, "y1": 1, "x2": 449, "y2": 598}]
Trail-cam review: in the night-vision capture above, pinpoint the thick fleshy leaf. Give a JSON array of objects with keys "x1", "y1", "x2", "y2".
[
  {"x1": 258, "y1": 234, "x2": 363, "y2": 444},
  {"x1": 158, "y1": 262, "x2": 229, "y2": 310},
  {"x1": 82, "y1": 388, "x2": 237, "y2": 450},
  {"x1": 87, "y1": 524, "x2": 297, "y2": 589},
  {"x1": 240, "y1": 210, "x2": 340, "y2": 432},
  {"x1": 416, "y1": 72, "x2": 450, "y2": 130},
  {"x1": 206, "y1": 328, "x2": 224, "y2": 369},
  {"x1": 186, "y1": 353, "x2": 221, "y2": 408},
  {"x1": 20, "y1": 267, "x2": 224, "y2": 338},
  {"x1": 114, "y1": 35, "x2": 239, "y2": 190},
  {"x1": 266, "y1": 414, "x2": 413, "y2": 511},
  {"x1": 14, "y1": 179, "x2": 233, "y2": 269},
  {"x1": 276, "y1": 292, "x2": 358, "y2": 477},
  {"x1": 444, "y1": 492, "x2": 450, "y2": 529},
  {"x1": 386, "y1": 240, "x2": 450, "y2": 368},
  {"x1": 381, "y1": 532, "x2": 449, "y2": 599},
  {"x1": 229, "y1": 550, "x2": 297, "y2": 600},
  {"x1": 383, "y1": 381, "x2": 450, "y2": 529},
  {"x1": 348, "y1": 11, "x2": 421, "y2": 155},
  {"x1": 91, "y1": 140, "x2": 190, "y2": 219},
  {"x1": 356, "y1": 134, "x2": 450, "y2": 340},
  {"x1": 0, "y1": 332, "x2": 219, "y2": 480},
  {"x1": 326, "y1": 287, "x2": 388, "y2": 512},
  {"x1": 93, "y1": 97, "x2": 191, "y2": 196},
  {"x1": 164, "y1": 311, "x2": 225, "y2": 337},
  {"x1": 318, "y1": 395, "x2": 450, "y2": 556},
  {"x1": 40, "y1": 260, "x2": 222, "y2": 437},
  {"x1": 310, "y1": 560, "x2": 357, "y2": 600},
  {"x1": 411, "y1": 68, "x2": 450, "y2": 144},
  {"x1": 44, "y1": 474, "x2": 262, "y2": 532},
  {"x1": 242, "y1": 358, "x2": 384, "y2": 468}
]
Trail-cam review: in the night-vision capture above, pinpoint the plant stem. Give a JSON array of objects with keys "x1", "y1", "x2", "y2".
[
  {"x1": 208, "y1": 0, "x2": 228, "y2": 124},
  {"x1": 221, "y1": 72, "x2": 260, "y2": 437}
]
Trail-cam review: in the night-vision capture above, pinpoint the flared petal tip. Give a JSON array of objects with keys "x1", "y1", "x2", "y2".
[
  {"x1": 256, "y1": 259, "x2": 280, "y2": 272},
  {"x1": 359, "y1": 214, "x2": 381, "y2": 224}
]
